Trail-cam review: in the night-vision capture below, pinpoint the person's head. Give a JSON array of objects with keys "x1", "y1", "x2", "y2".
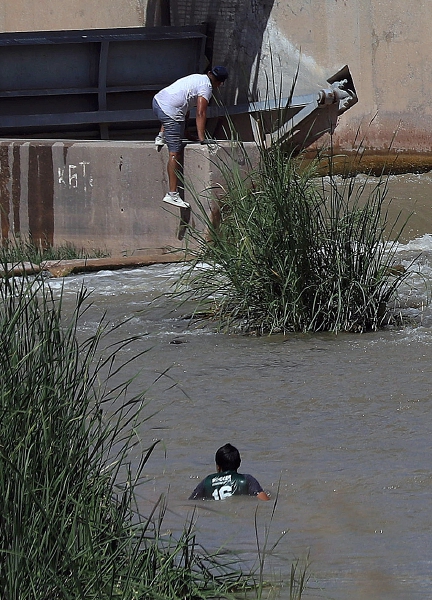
[
  {"x1": 208, "y1": 65, "x2": 229, "y2": 88},
  {"x1": 215, "y1": 443, "x2": 241, "y2": 472}
]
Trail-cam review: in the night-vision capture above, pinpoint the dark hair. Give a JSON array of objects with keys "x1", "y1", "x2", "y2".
[
  {"x1": 211, "y1": 65, "x2": 229, "y2": 82},
  {"x1": 215, "y1": 443, "x2": 241, "y2": 471}
]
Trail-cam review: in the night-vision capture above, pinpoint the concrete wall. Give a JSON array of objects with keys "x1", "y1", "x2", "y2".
[
  {"x1": 170, "y1": 1, "x2": 432, "y2": 154},
  {"x1": 0, "y1": 1, "x2": 146, "y2": 31},
  {"x1": 0, "y1": 140, "x2": 258, "y2": 256},
  {"x1": 260, "y1": 2, "x2": 432, "y2": 154},
  {"x1": 1, "y1": 2, "x2": 429, "y2": 255},
  {"x1": 2, "y1": 1, "x2": 430, "y2": 153}
]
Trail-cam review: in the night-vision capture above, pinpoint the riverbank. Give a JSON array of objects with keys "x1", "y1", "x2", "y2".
[
  {"x1": 0, "y1": 252, "x2": 188, "y2": 278},
  {"x1": 309, "y1": 151, "x2": 432, "y2": 176}
]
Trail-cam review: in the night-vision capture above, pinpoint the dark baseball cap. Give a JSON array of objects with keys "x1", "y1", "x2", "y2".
[{"x1": 211, "y1": 66, "x2": 229, "y2": 82}]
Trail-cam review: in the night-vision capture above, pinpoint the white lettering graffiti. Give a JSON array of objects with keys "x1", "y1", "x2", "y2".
[{"x1": 58, "y1": 161, "x2": 93, "y2": 192}]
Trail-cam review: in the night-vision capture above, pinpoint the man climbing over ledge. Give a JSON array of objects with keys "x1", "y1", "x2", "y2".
[{"x1": 152, "y1": 66, "x2": 229, "y2": 209}]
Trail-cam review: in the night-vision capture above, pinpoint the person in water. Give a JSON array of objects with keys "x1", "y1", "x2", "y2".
[{"x1": 189, "y1": 443, "x2": 270, "y2": 501}]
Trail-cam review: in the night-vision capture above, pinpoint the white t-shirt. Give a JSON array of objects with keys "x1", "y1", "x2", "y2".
[{"x1": 154, "y1": 74, "x2": 213, "y2": 122}]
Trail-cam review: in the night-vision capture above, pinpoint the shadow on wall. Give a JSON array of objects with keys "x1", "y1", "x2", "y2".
[
  {"x1": 145, "y1": 0, "x2": 171, "y2": 27},
  {"x1": 146, "y1": 0, "x2": 276, "y2": 105}
]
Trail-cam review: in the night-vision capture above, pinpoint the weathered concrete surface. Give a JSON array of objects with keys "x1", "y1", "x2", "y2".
[
  {"x1": 0, "y1": 262, "x2": 41, "y2": 277},
  {"x1": 0, "y1": 140, "x2": 259, "y2": 256},
  {"x1": 0, "y1": 0, "x2": 146, "y2": 31},
  {"x1": 172, "y1": 0, "x2": 432, "y2": 156},
  {"x1": 0, "y1": 254, "x2": 189, "y2": 277}
]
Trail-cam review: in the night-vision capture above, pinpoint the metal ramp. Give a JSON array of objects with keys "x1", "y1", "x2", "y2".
[{"x1": 0, "y1": 26, "x2": 207, "y2": 139}]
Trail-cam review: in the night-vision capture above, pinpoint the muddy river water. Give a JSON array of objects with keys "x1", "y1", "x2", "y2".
[{"x1": 50, "y1": 173, "x2": 432, "y2": 600}]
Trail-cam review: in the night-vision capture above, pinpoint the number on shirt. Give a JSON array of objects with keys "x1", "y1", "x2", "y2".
[{"x1": 212, "y1": 485, "x2": 233, "y2": 500}]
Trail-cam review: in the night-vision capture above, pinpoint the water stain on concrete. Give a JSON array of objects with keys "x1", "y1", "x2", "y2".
[
  {"x1": 0, "y1": 145, "x2": 10, "y2": 242},
  {"x1": 28, "y1": 143, "x2": 54, "y2": 249},
  {"x1": 12, "y1": 144, "x2": 21, "y2": 236}
]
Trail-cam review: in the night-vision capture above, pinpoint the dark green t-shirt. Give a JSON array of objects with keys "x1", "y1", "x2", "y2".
[{"x1": 189, "y1": 470, "x2": 264, "y2": 500}]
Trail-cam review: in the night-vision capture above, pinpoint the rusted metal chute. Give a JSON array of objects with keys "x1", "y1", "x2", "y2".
[{"x1": 205, "y1": 65, "x2": 358, "y2": 153}]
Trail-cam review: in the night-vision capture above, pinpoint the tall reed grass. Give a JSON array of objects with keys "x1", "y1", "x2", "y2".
[
  {"x1": 0, "y1": 272, "x2": 265, "y2": 599},
  {"x1": 179, "y1": 142, "x2": 409, "y2": 334}
]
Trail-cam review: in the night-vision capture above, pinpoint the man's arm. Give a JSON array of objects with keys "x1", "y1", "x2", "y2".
[
  {"x1": 246, "y1": 474, "x2": 271, "y2": 501},
  {"x1": 188, "y1": 478, "x2": 206, "y2": 500},
  {"x1": 184, "y1": 111, "x2": 198, "y2": 141},
  {"x1": 195, "y1": 96, "x2": 209, "y2": 142}
]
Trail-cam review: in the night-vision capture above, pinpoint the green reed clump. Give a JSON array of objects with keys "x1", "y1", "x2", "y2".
[
  {"x1": 180, "y1": 143, "x2": 408, "y2": 334},
  {"x1": 0, "y1": 273, "x2": 255, "y2": 599}
]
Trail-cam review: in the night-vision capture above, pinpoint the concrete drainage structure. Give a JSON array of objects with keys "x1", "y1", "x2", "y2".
[{"x1": 0, "y1": 26, "x2": 357, "y2": 258}]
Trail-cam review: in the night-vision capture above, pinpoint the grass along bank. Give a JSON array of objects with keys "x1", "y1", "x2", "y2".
[
  {"x1": 0, "y1": 239, "x2": 188, "y2": 278},
  {"x1": 178, "y1": 143, "x2": 410, "y2": 334},
  {"x1": 0, "y1": 237, "x2": 109, "y2": 264}
]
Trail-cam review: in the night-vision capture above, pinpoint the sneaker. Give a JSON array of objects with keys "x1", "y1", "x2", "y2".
[
  {"x1": 155, "y1": 132, "x2": 166, "y2": 150},
  {"x1": 162, "y1": 192, "x2": 190, "y2": 209}
]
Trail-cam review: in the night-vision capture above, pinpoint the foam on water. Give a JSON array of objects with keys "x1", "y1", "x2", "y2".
[
  {"x1": 394, "y1": 233, "x2": 432, "y2": 253},
  {"x1": 46, "y1": 264, "x2": 185, "y2": 298}
]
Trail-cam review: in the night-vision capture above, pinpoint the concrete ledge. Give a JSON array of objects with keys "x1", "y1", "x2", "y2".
[
  {"x1": 41, "y1": 253, "x2": 189, "y2": 277},
  {"x1": 0, "y1": 262, "x2": 41, "y2": 277},
  {"x1": 0, "y1": 253, "x2": 190, "y2": 278},
  {"x1": 0, "y1": 139, "x2": 259, "y2": 257}
]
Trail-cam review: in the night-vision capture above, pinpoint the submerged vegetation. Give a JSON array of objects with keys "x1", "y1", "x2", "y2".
[
  {"x1": 0, "y1": 272, "x2": 304, "y2": 599},
  {"x1": 180, "y1": 142, "x2": 409, "y2": 334}
]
